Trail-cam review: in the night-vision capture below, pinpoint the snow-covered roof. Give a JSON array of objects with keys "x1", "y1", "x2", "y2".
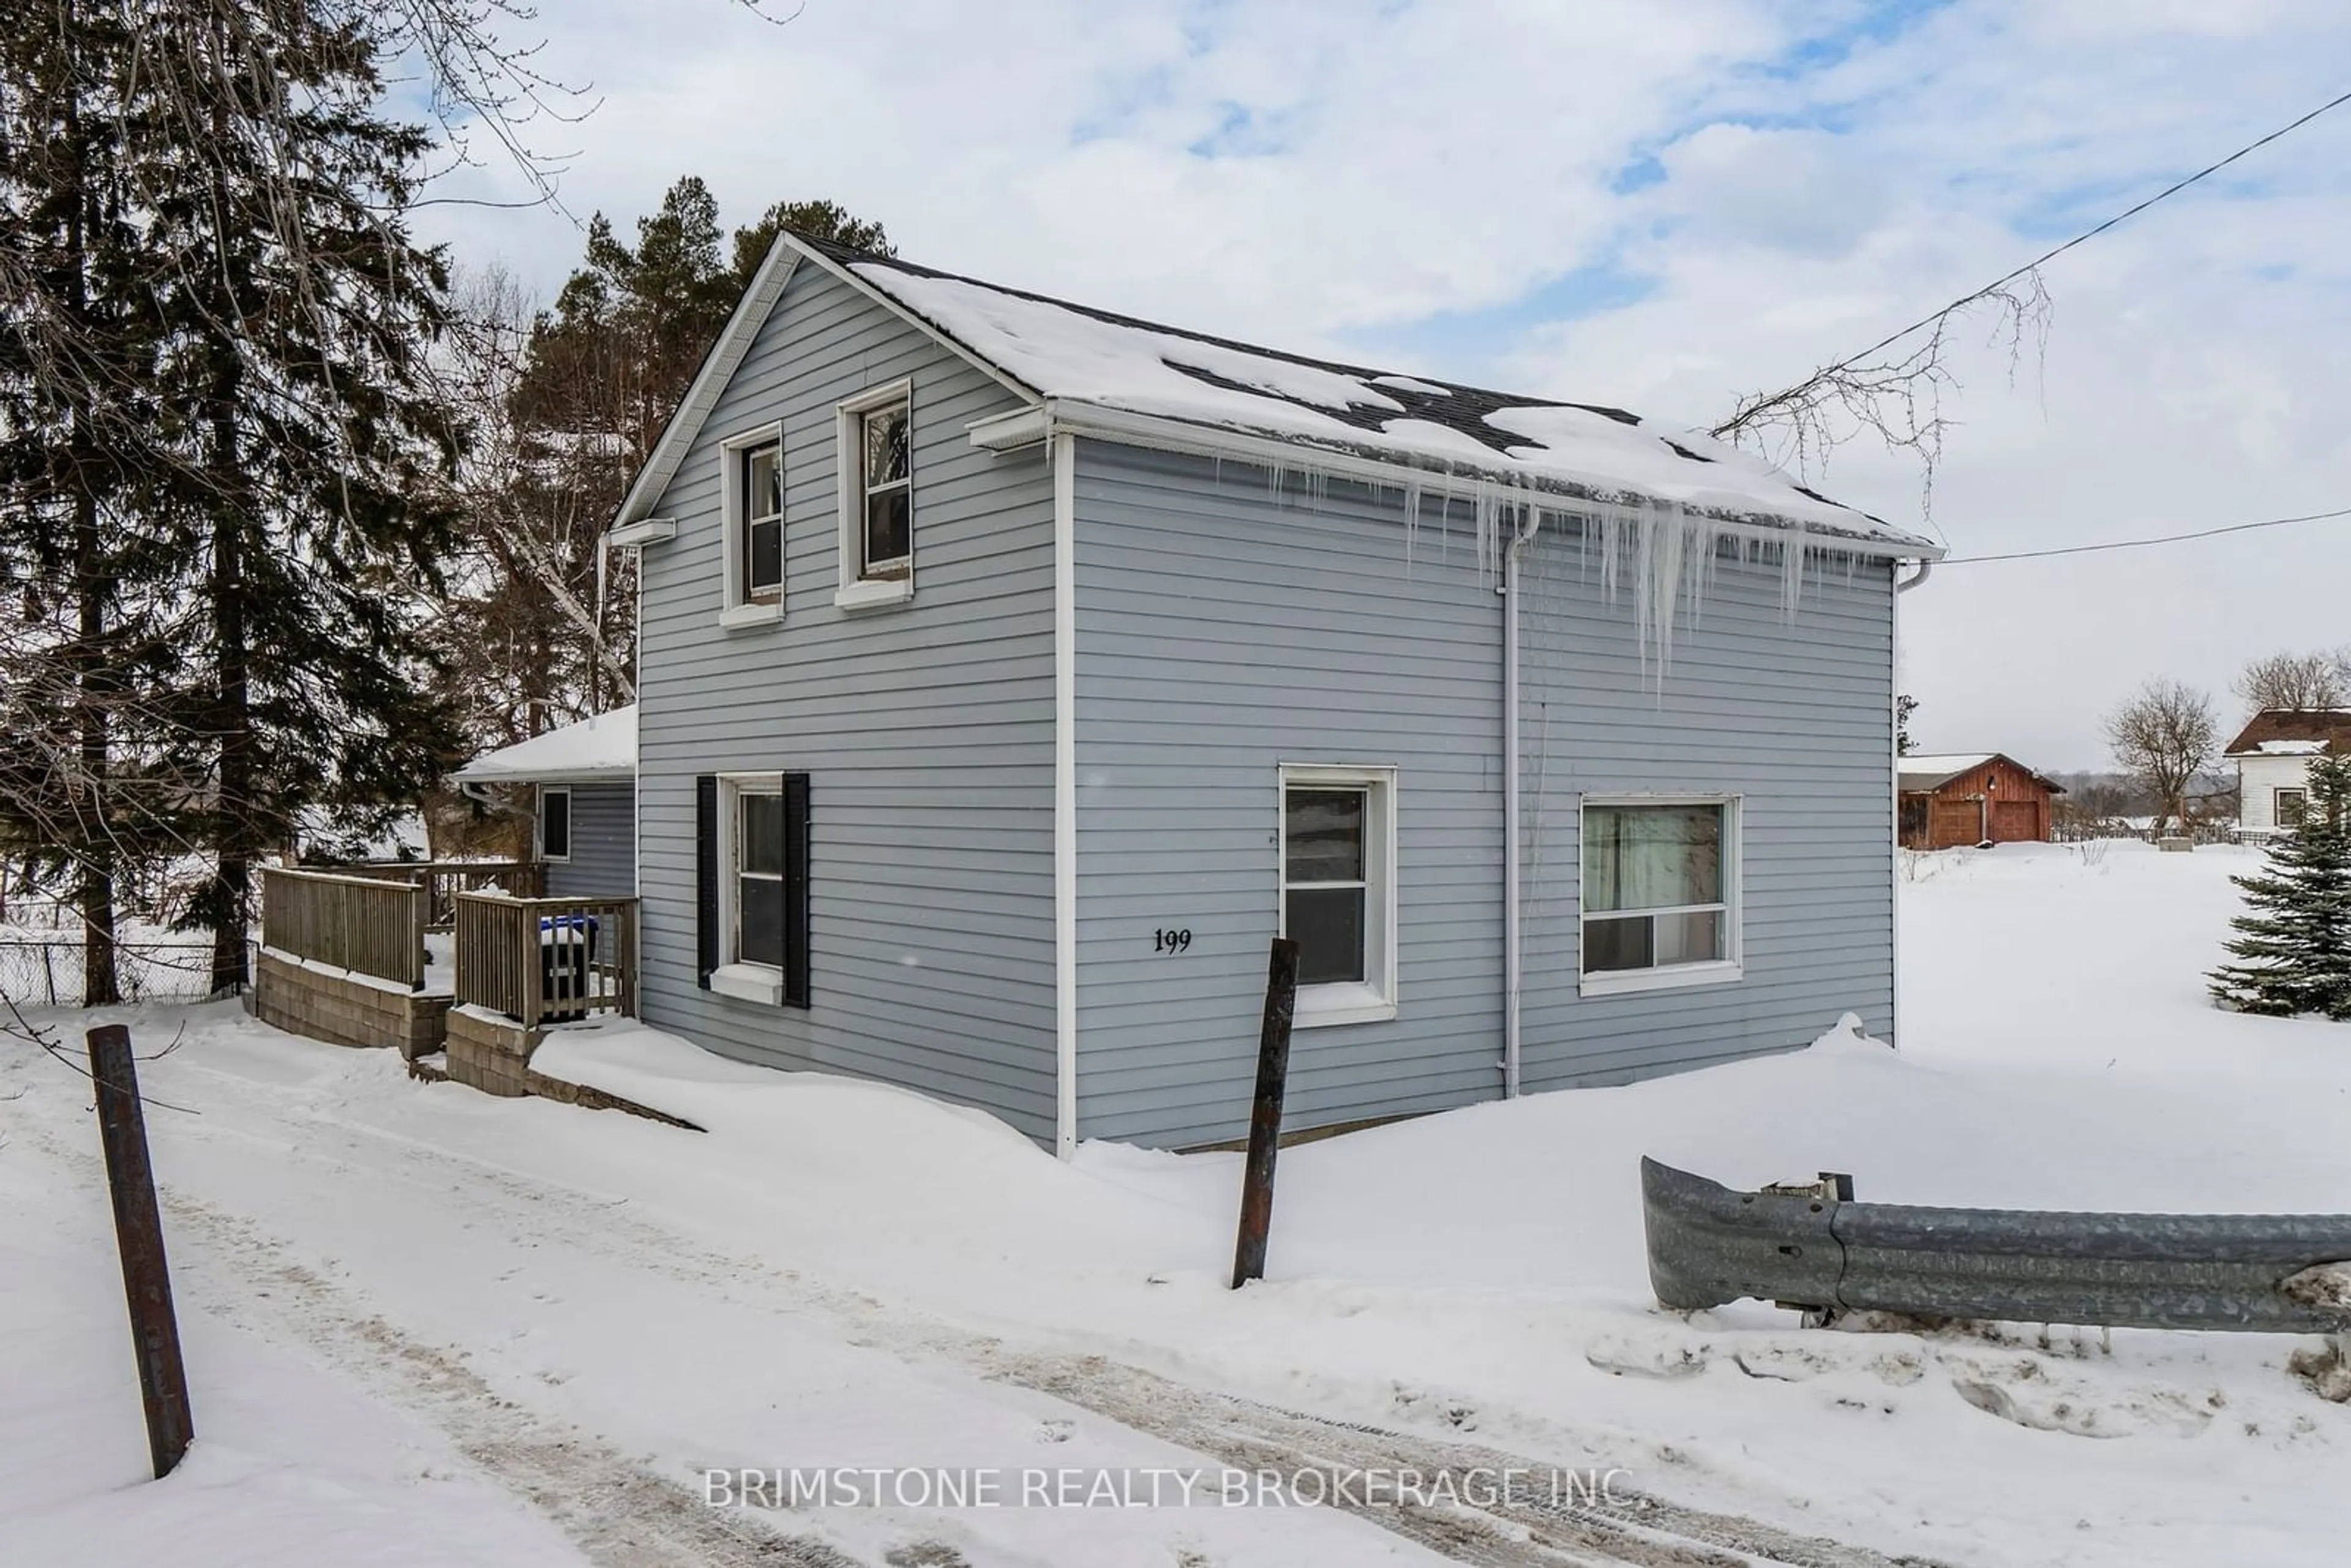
[
  {"x1": 616, "y1": 232, "x2": 1941, "y2": 557},
  {"x1": 1898, "y1": 752, "x2": 2065, "y2": 793},
  {"x1": 451, "y1": 705, "x2": 636, "y2": 785},
  {"x1": 2222, "y1": 709, "x2": 2351, "y2": 759}
]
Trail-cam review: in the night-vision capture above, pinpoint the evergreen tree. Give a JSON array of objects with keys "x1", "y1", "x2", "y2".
[
  {"x1": 2210, "y1": 752, "x2": 2351, "y2": 1019},
  {"x1": 130, "y1": 1, "x2": 465, "y2": 991},
  {"x1": 0, "y1": 0, "x2": 182, "y2": 1001}
]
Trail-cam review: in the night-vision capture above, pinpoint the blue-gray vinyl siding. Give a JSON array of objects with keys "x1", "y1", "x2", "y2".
[
  {"x1": 542, "y1": 781, "x2": 636, "y2": 899},
  {"x1": 632, "y1": 260, "x2": 1059, "y2": 1141},
  {"x1": 1071, "y1": 441, "x2": 1895, "y2": 1149}
]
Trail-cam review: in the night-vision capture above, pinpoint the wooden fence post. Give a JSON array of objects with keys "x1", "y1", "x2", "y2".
[
  {"x1": 86, "y1": 1025, "x2": 195, "y2": 1479},
  {"x1": 1231, "y1": 937, "x2": 1300, "y2": 1289}
]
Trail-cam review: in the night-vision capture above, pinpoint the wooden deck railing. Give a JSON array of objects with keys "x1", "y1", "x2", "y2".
[
  {"x1": 452, "y1": 892, "x2": 637, "y2": 1030},
  {"x1": 257, "y1": 865, "x2": 425, "y2": 990},
  {"x1": 340, "y1": 860, "x2": 545, "y2": 931}
]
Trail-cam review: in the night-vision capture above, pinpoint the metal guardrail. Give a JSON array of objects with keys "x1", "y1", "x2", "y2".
[{"x1": 1642, "y1": 1157, "x2": 2351, "y2": 1335}]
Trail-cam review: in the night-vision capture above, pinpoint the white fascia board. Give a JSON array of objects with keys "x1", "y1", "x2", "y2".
[
  {"x1": 613, "y1": 249, "x2": 801, "y2": 528},
  {"x1": 966, "y1": 405, "x2": 1051, "y2": 452},
  {"x1": 605, "y1": 517, "x2": 677, "y2": 548},
  {"x1": 1038, "y1": 400, "x2": 1944, "y2": 561}
]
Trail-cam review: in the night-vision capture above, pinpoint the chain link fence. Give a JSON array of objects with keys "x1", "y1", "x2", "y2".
[{"x1": 0, "y1": 938, "x2": 227, "y2": 1007}]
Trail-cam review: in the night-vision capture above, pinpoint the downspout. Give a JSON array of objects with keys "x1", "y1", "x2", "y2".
[
  {"x1": 1891, "y1": 557, "x2": 1932, "y2": 1048},
  {"x1": 1502, "y1": 506, "x2": 1542, "y2": 1100},
  {"x1": 1051, "y1": 430, "x2": 1079, "y2": 1158}
]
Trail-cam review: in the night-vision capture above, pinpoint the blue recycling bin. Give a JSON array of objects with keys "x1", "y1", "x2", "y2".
[{"x1": 538, "y1": 915, "x2": 599, "y2": 1022}]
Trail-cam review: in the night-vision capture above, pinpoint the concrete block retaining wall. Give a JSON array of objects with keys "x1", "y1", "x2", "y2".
[{"x1": 254, "y1": 948, "x2": 449, "y2": 1057}]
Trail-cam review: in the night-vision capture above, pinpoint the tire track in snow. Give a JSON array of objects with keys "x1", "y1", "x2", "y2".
[
  {"x1": 37, "y1": 1066, "x2": 1954, "y2": 1567},
  {"x1": 978, "y1": 1348, "x2": 1961, "y2": 1568},
  {"x1": 20, "y1": 1117, "x2": 874, "y2": 1568}
]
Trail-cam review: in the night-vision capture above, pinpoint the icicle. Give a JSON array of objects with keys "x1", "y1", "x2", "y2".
[{"x1": 1782, "y1": 522, "x2": 1807, "y2": 621}]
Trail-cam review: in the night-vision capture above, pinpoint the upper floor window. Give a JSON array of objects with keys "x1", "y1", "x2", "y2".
[
  {"x1": 741, "y1": 441, "x2": 783, "y2": 602},
  {"x1": 2278, "y1": 787, "x2": 2308, "y2": 828},
  {"x1": 835, "y1": 382, "x2": 914, "y2": 609},
  {"x1": 718, "y1": 422, "x2": 786, "y2": 626}
]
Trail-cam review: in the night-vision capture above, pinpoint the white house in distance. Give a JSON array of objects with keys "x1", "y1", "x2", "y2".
[{"x1": 2223, "y1": 709, "x2": 2351, "y2": 839}]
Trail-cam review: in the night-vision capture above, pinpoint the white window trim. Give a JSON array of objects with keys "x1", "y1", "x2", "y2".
[
  {"x1": 536, "y1": 785, "x2": 572, "y2": 863},
  {"x1": 718, "y1": 422, "x2": 786, "y2": 627},
  {"x1": 714, "y1": 772, "x2": 786, "y2": 998},
  {"x1": 1278, "y1": 763, "x2": 1399, "y2": 1027},
  {"x1": 1577, "y1": 793, "x2": 1744, "y2": 998},
  {"x1": 834, "y1": 379, "x2": 915, "y2": 609}
]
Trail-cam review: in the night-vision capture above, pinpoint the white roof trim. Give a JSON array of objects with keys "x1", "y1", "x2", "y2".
[
  {"x1": 782, "y1": 238, "x2": 1046, "y2": 406},
  {"x1": 1042, "y1": 400, "x2": 1943, "y2": 559},
  {"x1": 614, "y1": 249, "x2": 801, "y2": 528},
  {"x1": 612, "y1": 234, "x2": 1051, "y2": 530}
]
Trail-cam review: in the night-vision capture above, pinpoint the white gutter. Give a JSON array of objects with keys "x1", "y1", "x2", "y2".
[
  {"x1": 1501, "y1": 506, "x2": 1542, "y2": 1099},
  {"x1": 977, "y1": 399, "x2": 1946, "y2": 562},
  {"x1": 1052, "y1": 432, "x2": 1079, "y2": 1159}
]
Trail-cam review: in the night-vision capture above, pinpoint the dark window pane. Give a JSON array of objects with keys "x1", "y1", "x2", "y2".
[
  {"x1": 1285, "y1": 789, "x2": 1365, "y2": 882},
  {"x1": 744, "y1": 443, "x2": 781, "y2": 519},
  {"x1": 863, "y1": 404, "x2": 909, "y2": 486},
  {"x1": 2279, "y1": 790, "x2": 2308, "y2": 827},
  {"x1": 747, "y1": 517, "x2": 782, "y2": 594},
  {"x1": 740, "y1": 792, "x2": 784, "y2": 876},
  {"x1": 1288, "y1": 887, "x2": 1365, "y2": 984},
  {"x1": 1584, "y1": 914, "x2": 1654, "y2": 972},
  {"x1": 864, "y1": 487, "x2": 910, "y2": 568},
  {"x1": 1583, "y1": 805, "x2": 1722, "y2": 913},
  {"x1": 738, "y1": 875, "x2": 784, "y2": 967},
  {"x1": 540, "y1": 792, "x2": 570, "y2": 859}
]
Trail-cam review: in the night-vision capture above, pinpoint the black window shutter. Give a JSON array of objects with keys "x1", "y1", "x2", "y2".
[
  {"x1": 784, "y1": 772, "x2": 811, "y2": 1008},
  {"x1": 694, "y1": 774, "x2": 718, "y2": 988}
]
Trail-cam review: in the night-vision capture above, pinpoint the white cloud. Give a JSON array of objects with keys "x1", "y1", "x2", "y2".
[{"x1": 412, "y1": 0, "x2": 2351, "y2": 768}]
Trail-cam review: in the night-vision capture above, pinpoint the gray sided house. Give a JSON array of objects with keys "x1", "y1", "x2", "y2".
[
  {"x1": 451, "y1": 705, "x2": 639, "y2": 899},
  {"x1": 604, "y1": 234, "x2": 1943, "y2": 1153}
]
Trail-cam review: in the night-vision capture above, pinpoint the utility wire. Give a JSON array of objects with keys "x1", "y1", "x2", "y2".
[
  {"x1": 1939, "y1": 505, "x2": 2351, "y2": 565},
  {"x1": 1714, "y1": 84, "x2": 2351, "y2": 437}
]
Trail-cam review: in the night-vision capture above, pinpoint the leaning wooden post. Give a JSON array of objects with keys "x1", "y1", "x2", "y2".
[
  {"x1": 86, "y1": 1024, "x2": 195, "y2": 1479},
  {"x1": 1232, "y1": 937, "x2": 1300, "y2": 1289}
]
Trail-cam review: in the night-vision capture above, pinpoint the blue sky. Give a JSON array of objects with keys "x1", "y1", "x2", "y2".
[{"x1": 418, "y1": 0, "x2": 2351, "y2": 767}]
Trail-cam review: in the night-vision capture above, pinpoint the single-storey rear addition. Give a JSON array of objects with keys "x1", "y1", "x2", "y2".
[{"x1": 603, "y1": 234, "x2": 1943, "y2": 1152}]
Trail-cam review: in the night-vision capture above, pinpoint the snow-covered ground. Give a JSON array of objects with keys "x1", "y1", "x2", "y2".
[{"x1": 4, "y1": 840, "x2": 2346, "y2": 1566}]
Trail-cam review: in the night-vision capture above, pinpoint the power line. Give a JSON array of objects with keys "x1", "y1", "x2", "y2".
[
  {"x1": 1715, "y1": 83, "x2": 2351, "y2": 436},
  {"x1": 1939, "y1": 505, "x2": 2351, "y2": 565}
]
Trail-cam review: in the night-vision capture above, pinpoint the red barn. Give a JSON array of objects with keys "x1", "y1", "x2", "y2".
[{"x1": 1898, "y1": 752, "x2": 2066, "y2": 849}]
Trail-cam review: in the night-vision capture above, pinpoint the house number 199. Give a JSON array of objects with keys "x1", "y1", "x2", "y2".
[{"x1": 1153, "y1": 928, "x2": 1192, "y2": 954}]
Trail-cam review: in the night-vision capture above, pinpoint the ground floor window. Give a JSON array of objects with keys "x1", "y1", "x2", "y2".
[
  {"x1": 732, "y1": 779, "x2": 785, "y2": 969},
  {"x1": 2277, "y1": 787, "x2": 2308, "y2": 828},
  {"x1": 1279, "y1": 764, "x2": 1397, "y2": 1026},
  {"x1": 538, "y1": 786, "x2": 571, "y2": 861},
  {"x1": 1581, "y1": 797, "x2": 1741, "y2": 994},
  {"x1": 696, "y1": 772, "x2": 811, "y2": 1007}
]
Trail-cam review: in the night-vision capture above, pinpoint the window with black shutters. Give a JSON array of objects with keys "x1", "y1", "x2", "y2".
[{"x1": 700, "y1": 773, "x2": 811, "y2": 1008}]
